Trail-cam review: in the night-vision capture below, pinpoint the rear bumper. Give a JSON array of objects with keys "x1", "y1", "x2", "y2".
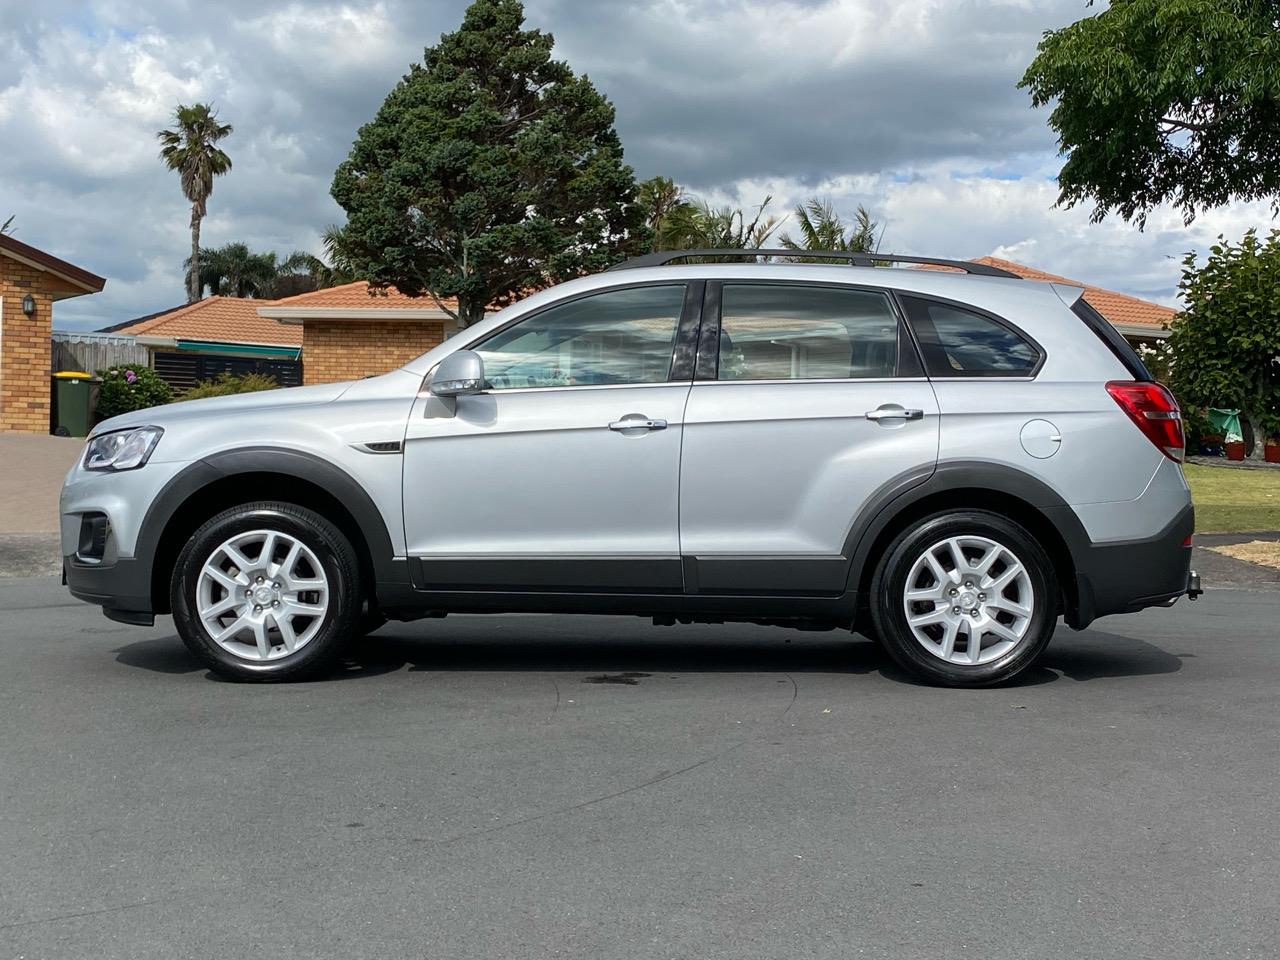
[
  {"x1": 1066, "y1": 504, "x2": 1196, "y2": 629},
  {"x1": 64, "y1": 556, "x2": 155, "y2": 626}
]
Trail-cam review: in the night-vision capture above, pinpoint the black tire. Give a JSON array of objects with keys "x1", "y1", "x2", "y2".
[
  {"x1": 869, "y1": 510, "x2": 1057, "y2": 687},
  {"x1": 171, "y1": 501, "x2": 362, "y2": 682}
]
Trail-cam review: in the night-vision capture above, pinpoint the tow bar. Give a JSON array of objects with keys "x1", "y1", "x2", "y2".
[{"x1": 1187, "y1": 570, "x2": 1203, "y2": 601}]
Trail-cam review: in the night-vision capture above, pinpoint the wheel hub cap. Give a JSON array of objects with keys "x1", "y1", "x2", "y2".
[
  {"x1": 195, "y1": 529, "x2": 330, "y2": 662},
  {"x1": 901, "y1": 535, "x2": 1035, "y2": 666}
]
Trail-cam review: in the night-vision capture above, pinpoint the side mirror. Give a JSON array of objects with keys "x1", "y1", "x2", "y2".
[{"x1": 429, "y1": 350, "x2": 485, "y2": 398}]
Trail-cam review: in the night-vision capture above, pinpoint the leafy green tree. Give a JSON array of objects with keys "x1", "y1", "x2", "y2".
[
  {"x1": 781, "y1": 199, "x2": 881, "y2": 260},
  {"x1": 330, "y1": 0, "x2": 650, "y2": 328},
  {"x1": 157, "y1": 104, "x2": 233, "y2": 302},
  {"x1": 1168, "y1": 229, "x2": 1280, "y2": 458},
  {"x1": 1020, "y1": 0, "x2": 1280, "y2": 226}
]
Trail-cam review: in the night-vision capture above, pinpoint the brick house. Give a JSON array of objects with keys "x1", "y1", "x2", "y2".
[
  {"x1": 104, "y1": 297, "x2": 303, "y2": 392},
  {"x1": 0, "y1": 234, "x2": 105, "y2": 433},
  {"x1": 256, "y1": 281, "x2": 459, "y2": 385}
]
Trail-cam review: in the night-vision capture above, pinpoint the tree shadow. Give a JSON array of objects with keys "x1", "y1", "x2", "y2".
[{"x1": 111, "y1": 618, "x2": 1185, "y2": 687}]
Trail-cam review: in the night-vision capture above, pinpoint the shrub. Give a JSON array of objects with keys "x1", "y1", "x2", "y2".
[
  {"x1": 179, "y1": 371, "x2": 280, "y2": 401},
  {"x1": 95, "y1": 365, "x2": 173, "y2": 420}
]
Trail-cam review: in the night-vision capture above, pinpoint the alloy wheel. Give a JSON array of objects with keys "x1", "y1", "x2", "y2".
[
  {"x1": 901, "y1": 535, "x2": 1035, "y2": 666},
  {"x1": 195, "y1": 529, "x2": 330, "y2": 662}
]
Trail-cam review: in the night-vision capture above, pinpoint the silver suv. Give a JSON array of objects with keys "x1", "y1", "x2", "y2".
[{"x1": 61, "y1": 251, "x2": 1200, "y2": 686}]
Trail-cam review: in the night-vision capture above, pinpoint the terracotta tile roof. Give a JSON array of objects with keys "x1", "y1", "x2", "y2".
[
  {"x1": 268, "y1": 280, "x2": 457, "y2": 311},
  {"x1": 103, "y1": 296, "x2": 301, "y2": 346},
  {"x1": 919, "y1": 256, "x2": 1176, "y2": 330}
]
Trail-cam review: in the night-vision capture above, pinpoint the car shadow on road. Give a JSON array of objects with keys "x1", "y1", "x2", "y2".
[{"x1": 112, "y1": 621, "x2": 1184, "y2": 687}]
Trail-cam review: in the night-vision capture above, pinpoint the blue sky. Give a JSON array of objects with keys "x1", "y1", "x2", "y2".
[{"x1": 1, "y1": 0, "x2": 1275, "y2": 330}]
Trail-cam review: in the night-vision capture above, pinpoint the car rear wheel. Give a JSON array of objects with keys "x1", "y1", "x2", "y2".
[
  {"x1": 171, "y1": 501, "x2": 362, "y2": 682},
  {"x1": 869, "y1": 510, "x2": 1057, "y2": 687}
]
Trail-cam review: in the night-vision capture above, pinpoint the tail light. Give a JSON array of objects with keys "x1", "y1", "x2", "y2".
[{"x1": 1106, "y1": 381, "x2": 1184, "y2": 462}]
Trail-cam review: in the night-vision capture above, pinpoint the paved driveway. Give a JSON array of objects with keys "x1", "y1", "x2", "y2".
[{"x1": 2, "y1": 577, "x2": 1276, "y2": 959}]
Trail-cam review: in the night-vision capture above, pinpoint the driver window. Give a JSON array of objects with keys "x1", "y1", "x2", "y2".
[{"x1": 475, "y1": 285, "x2": 686, "y2": 390}]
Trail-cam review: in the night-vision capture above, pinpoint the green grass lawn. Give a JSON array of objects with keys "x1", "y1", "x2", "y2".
[{"x1": 1184, "y1": 463, "x2": 1280, "y2": 534}]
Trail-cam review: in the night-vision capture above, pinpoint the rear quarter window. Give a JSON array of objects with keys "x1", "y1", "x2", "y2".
[{"x1": 900, "y1": 296, "x2": 1041, "y2": 377}]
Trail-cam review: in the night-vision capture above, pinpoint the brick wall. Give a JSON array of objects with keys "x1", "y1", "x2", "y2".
[
  {"x1": 302, "y1": 319, "x2": 446, "y2": 385},
  {"x1": 0, "y1": 261, "x2": 61, "y2": 433}
]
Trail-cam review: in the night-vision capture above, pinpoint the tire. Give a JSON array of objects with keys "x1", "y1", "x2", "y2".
[
  {"x1": 171, "y1": 501, "x2": 363, "y2": 682},
  {"x1": 869, "y1": 510, "x2": 1057, "y2": 687}
]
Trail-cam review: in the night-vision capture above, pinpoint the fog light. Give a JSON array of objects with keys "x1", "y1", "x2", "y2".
[{"x1": 76, "y1": 513, "x2": 109, "y2": 562}]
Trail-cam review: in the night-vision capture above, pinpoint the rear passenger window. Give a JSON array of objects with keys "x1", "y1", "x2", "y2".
[
  {"x1": 717, "y1": 284, "x2": 906, "y2": 380},
  {"x1": 900, "y1": 296, "x2": 1040, "y2": 377}
]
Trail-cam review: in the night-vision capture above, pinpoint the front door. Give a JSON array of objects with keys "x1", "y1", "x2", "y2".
[
  {"x1": 402, "y1": 283, "x2": 697, "y2": 594},
  {"x1": 678, "y1": 281, "x2": 940, "y2": 595}
]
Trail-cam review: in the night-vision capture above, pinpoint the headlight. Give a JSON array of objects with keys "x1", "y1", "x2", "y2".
[{"x1": 83, "y1": 426, "x2": 164, "y2": 472}]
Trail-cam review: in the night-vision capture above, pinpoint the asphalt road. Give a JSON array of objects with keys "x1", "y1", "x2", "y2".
[{"x1": 2, "y1": 577, "x2": 1277, "y2": 960}]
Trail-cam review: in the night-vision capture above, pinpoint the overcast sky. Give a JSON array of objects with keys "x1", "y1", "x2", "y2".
[{"x1": 2, "y1": 0, "x2": 1275, "y2": 331}]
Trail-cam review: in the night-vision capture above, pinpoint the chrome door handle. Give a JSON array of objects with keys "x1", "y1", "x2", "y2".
[
  {"x1": 609, "y1": 417, "x2": 667, "y2": 431},
  {"x1": 865, "y1": 407, "x2": 924, "y2": 421}
]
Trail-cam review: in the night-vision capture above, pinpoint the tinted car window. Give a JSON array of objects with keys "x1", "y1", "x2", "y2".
[
  {"x1": 476, "y1": 285, "x2": 685, "y2": 389},
  {"x1": 900, "y1": 296, "x2": 1040, "y2": 376},
  {"x1": 717, "y1": 284, "x2": 902, "y2": 380}
]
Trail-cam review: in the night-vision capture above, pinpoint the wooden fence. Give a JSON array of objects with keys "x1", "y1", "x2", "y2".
[{"x1": 51, "y1": 331, "x2": 149, "y2": 374}]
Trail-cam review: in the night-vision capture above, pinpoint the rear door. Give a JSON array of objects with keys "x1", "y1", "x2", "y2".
[{"x1": 677, "y1": 281, "x2": 940, "y2": 595}]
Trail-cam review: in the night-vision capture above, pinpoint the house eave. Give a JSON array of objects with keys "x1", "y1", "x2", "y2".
[
  {"x1": 258, "y1": 306, "x2": 454, "y2": 323},
  {"x1": 1114, "y1": 323, "x2": 1171, "y2": 340}
]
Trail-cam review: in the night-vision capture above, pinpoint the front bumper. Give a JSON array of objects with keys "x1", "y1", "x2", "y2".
[{"x1": 64, "y1": 556, "x2": 155, "y2": 625}]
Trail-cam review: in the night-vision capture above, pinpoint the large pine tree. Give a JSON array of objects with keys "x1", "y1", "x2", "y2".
[{"x1": 330, "y1": 0, "x2": 650, "y2": 327}]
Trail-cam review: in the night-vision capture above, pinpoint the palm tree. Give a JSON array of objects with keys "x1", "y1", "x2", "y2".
[
  {"x1": 664, "y1": 196, "x2": 784, "y2": 255},
  {"x1": 638, "y1": 177, "x2": 694, "y2": 251},
  {"x1": 185, "y1": 242, "x2": 277, "y2": 298},
  {"x1": 780, "y1": 199, "x2": 883, "y2": 262},
  {"x1": 271, "y1": 249, "x2": 358, "y2": 298},
  {"x1": 158, "y1": 104, "x2": 233, "y2": 302},
  {"x1": 184, "y1": 241, "x2": 354, "y2": 299}
]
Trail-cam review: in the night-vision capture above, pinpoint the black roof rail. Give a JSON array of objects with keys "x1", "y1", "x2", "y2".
[{"x1": 607, "y1": 249, "x2": 1019, "y2": 279}]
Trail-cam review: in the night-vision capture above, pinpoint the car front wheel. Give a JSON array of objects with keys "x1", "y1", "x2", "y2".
[
  {"x1": 171, "y1": 501, "x2": 362, "y2": 681},
  {"x1": 869, "y1": 510, "x2": 1057, "y2": 687}
]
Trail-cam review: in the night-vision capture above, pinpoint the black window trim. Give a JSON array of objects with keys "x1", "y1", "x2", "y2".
[
  {"x1": 1069, "y1": 297, "x2": 1153, "y2": 381},
  {"x1": 893, "y1": 291, "x2": 1046, "y2": 380},
  {"x1": 463, "y1": 279, "x2": 703, "y2": 389},
  {"x1": 695, "y1": 278, "x2": 928, "y2": 383}
]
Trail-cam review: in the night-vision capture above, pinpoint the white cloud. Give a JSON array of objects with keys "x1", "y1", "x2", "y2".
[
  {"x1": 1, "y1": 0, "x2": 1275, "y2": 331},
  {"x1": 717, "y1": 162, "x2": 1278, "y2": 307}
]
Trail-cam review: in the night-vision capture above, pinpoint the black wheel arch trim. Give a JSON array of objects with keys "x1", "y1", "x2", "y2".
[
  {"x1": 133, "y1": 447, "x2": 404, "y2": 612},
  {"x1": 842, "y1": 459, "x2": 1091, "y2": 608},
  {"x1": 841, "y1": 459, "x2": 1192, "y2": 630}
]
